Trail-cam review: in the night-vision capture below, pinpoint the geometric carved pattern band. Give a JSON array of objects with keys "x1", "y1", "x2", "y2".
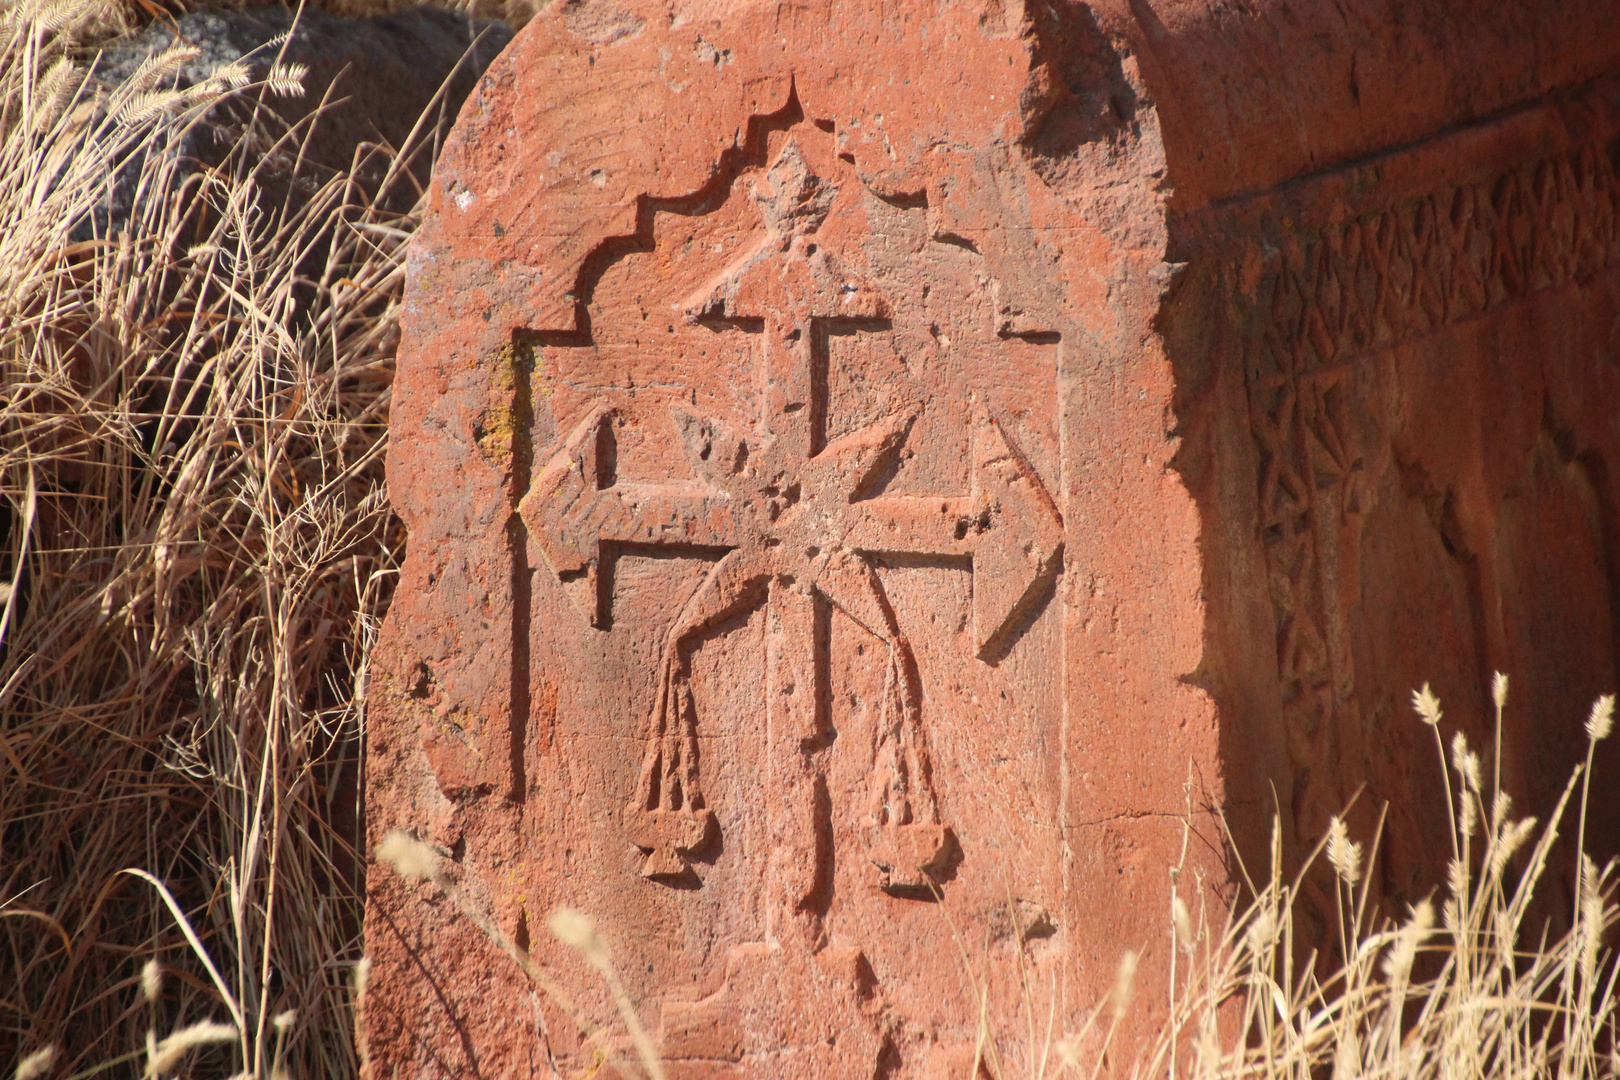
[
  {"x1": 1249, "y1": 139, "x2": 1620, "y2": 380},
  {"x1": 1240, "y1": 137, "x2": 1620, "y2": 817}
]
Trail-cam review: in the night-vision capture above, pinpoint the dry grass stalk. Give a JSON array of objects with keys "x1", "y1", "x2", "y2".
[
  {"x1": 916, "y1": 675, "x2": 1619, "y2": 1079},
  {"x1": 0, "y1": 1, "x2": 424, "y2": 1073},
  {"x1": 373, "y1": 831, "x2": 668, "y2": 1080},
  {"x1": 1125, "y1": 677, "x2": 1614, "y2": 1079}
]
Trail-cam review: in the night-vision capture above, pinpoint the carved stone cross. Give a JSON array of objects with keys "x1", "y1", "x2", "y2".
[{"x1": 519, "y1": 141, "x2": 1063, "y2": 889}]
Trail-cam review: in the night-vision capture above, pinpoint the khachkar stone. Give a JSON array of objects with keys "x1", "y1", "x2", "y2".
[{"x1": 366, "y1": 0, "x2": 1620, "y2": 1075}]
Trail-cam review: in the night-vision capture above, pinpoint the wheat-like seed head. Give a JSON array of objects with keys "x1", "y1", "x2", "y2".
[
  {"x1": 1445, "y1": 856, "x2": 1470, "y2": 918},
  {"x1": 1172, "y1": 894, "x2": 1195, "y2": 953},
  {"x1": 550, "y1": 906, "x2": 610, "y2": 967},
  {"x1": 1333, "y1": 1026, "x2": 1362, "y2": 1078},
  {"x1": 182, "y1": 80, "x2": 228, "y2": 106},
  {"x1": 30, "y1": 55, "x2": 80, "y2": 132},
  {"x1": 1459, "y1": 794, "x2": 1477, "y2": 840},
  {"x1": 1412, "y1": 683, "x2": 1443, "y2": 726},
  {"x1": 1111, "y1": 949, "x2": 1137, "y2": 1020},
  {"x1": 1580, "y1": 854, "x2": 1606, "y2": 982},
  {"x1": 1488, "y1": 816, "x2": 1538, "y2": 881},
  {"x1": 266, "y1": 62, "x2": 309, "y2": 99},
  {"x1": 209, "y1": 61, "x2": 252, "y2": 91},
  {"x1": 353, "y1": 956, "x2": 373, "y2": 1079},
  {"x1": 375, "y1": 830, "x2": 440, "y2": 882},
  {"x1": 1245, "y1": 906, "x2": 1278, "y2": 961},
  {"x1": 120, "y1": 44, "x2": 201, "y2": 93},
  {"x1": 1194, "y1": 1008, "x2": 1220, "y2": 1074},
  {"x1": 1449, "y1": 730, "x2": 1482, "y2": 793},
  {"x1": 14, "y1": 1047, "x2": 57, "y2": 1080},
  {"x1": 549, "y1": 906, "x2": 594, "y2": 947},
  {"x1": 1586, "y1": 693, "x2": 1615, "y2": 743},
  {"x1": 1491, "y1": 790, "x2": 1513, "y2": 832},
  {"x1": 111, "y1": 89, "x2": 180, "y2": 127},
  {"x1": 20, "y1": 0, "x2": 95, "y2": 34},
  {"x1": 353, "y1": 956, "x2": 371, "y2": 1001},
  {"x1": 1380, "y1": 900, "x2": 1434, "y2": 983},
  {"x1": 144, "y1": 1020, "x2": 238, "y2": 1078},
  {"x1": 141, "y1": 958, "x2": 161, "y2": 1003},
  {"x1": 1326, "y1": 815, "x2": 1363, "y2": 887}
]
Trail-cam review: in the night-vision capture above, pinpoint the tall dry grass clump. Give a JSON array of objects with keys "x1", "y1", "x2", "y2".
[
  {"x1": 952, "y1": 677, "x2": 1620, "y2": 1079},
  {"x1": 1134, "y1": 680, "x2": 1619, "y2": 1079},
  {"x1": 0, "y1": 1, "x2": 433, "y2": 1073}
]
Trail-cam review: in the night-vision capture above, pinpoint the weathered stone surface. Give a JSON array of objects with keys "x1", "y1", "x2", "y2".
[
  {"x1": 366, "y1": 0, "x2": 1620, "y2": 1074},
  {"x1": 1170, "y1": 74, "x2": 1620, "y2": 930}
]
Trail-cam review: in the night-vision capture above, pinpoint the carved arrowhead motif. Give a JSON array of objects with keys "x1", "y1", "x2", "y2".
[
  {"x1": 520, "y1": 403, "x2": 737, "y2": 627},
  {"x1": 968, "y1": 418, "x2": 1065, "y2": 657},
  {"x1": 522, "y1": 405, "x2": 1063, "y2": 652},
  {"x1": 520, "y1": 403, "x2": 610, "y2": 621}
]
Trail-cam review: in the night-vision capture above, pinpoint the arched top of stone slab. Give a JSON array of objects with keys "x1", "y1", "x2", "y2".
[
  {"x1": 413, "y1": 0, "x2": 1167, "y2": 337},
  {"x1": 420, "y1": 0, "x2": 1620, "y2": 298}
]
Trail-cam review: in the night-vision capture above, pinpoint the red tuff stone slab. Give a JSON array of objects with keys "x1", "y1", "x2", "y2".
[{"x1": 366, "y1": 1, "x2": 1620, "y2": 1075}]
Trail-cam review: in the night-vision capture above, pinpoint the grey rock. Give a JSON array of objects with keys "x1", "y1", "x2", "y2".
[{"x1": 88, "y1": 4, "x2": 513, "y2": 233}]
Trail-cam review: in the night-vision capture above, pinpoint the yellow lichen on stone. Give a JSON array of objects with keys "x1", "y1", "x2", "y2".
[{"x1": 472, "y1": 337, "x2": 538, "y2": 480}]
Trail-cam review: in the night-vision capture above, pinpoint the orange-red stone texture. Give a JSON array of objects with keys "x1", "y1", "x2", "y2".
[{"x1": 365, "y1": 0, "x2": 1620, "y2": 1075}]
